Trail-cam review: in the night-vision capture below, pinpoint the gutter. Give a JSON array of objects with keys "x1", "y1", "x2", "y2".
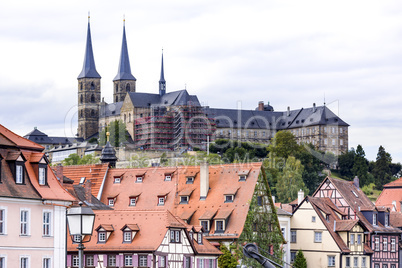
[{"x1": 97, "y1": 165, "x2": 109, "y2": 200}]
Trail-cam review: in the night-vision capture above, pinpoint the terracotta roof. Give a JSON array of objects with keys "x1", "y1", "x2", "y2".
[
  {"x1": 53, "y1": 163, "x2": 109, "y2": 198},
  {"x1": 383, "y1": 177, "x2": 402, "y2": 188},
  {"x1": 180, "y1": 210, "x2": 196, "y2": 221},
  {"x1": 390, "y1": 212, "x2": 402, "y2": 228},
  {"x1": 335, "y1": 220, "x2": 359, "y2": 231},
  {"x1": 121, "y1": 224, "x2": 140, "y2": 231},
  {"x1": 99, "y1": 163, "x2": 263, "y2": 240},
  {"x1": 214, "y1": 209, "x2": 233, "y2": 220},
  {"x1": 376, "y1": 187, "x2": 402, "y2": 212},
  {"x1": 0, "y1": 124, "x2": 44, "y2": 151},
  {"x1": 179, "y1": 188, "x2": 195, "y2": 196}
]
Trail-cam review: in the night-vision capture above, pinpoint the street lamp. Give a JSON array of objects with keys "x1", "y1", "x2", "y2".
[{"x1": 67, "y1": 202, "x2": 95, "y2": 268}]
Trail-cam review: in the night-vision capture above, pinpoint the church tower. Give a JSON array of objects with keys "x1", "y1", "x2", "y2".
[
  {"x1": 77, "y1": 16, "x2": 101, "y2": 139},
  {"x1": 113, "y1": 19, "x2": 136, "y2": 103},
  {"x1": 159, "y1": 50, "x2": 166, "y2": 96}
]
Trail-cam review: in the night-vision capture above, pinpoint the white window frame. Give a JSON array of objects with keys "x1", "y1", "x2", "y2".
[
  {"x1": 139, "y1": 255, "x2": 147, "y2": 267},
  {"x1": 98, "y1": 232, "x2": 106, "y2": 242},
  {"x1": 124, "y1": 255, "x2": 133, "y2": 267},
  {"x1": 108, "y1": 255, "x2": 116, "y2": 267},
  {"x1": 158, "y1": 197, "x2": 165, "y2": 205},
  {"x1": 357, "y1": 234, "x2": 362, "y2": 244},
  {"x1": 314, "y1": 231, "x2": 322, "y2": 243},
  {"x1": 79, "y1": 177, "x2": 85, "y2": 184},
  {"x1": 16, "y1": 164, "x2": 23, "y2": 184},
  {"x1": 165, "y1": 175, "x2": 171, "y2": 181},
  {"x1": 42, "y1": 256, "x2": 52, "y2": 268},
  {"x1": 86, "y1": 255, "x2": 94, "y2": 267},
  {"x1": 136, "y1": 176, "x2": 143, "y2": 183},
  {"x1": 114, "y1": 177, "x2": 121, "y2": 183},
  {"x1": 375, "y1": 237, "x2": 380, "y2": 251},
  {"x1": 180, "y1": 196, "x2": 189, "y2": 204},
  {"x1": 353, "y1": 257, "x2": 358, "y2": 268},
  {"x1": 39, "y1": 167, "x2": 46, "y2": 185},
  {"x1": 130, "y1": 197, "x2": 137, "y2": 206},
  {"x1": 72, "y1": 255, "x2": 79, "y2": 267},
  {"x1": 186, "y1": 177, "x2": 194, "y2": 184},
  {"x1": 0, "y1": 207, "x2": 7, "y2": 235},
  {"x1": 43, "y1": 210, "x2": 52, "y2": 237},
  {"x1": 197, "y1": 233, "x2": 203, "y2": 244},
  {"x1": 0, "y1": 255, "x2": 7, "y2": 268},
  {"x1": 20, "y1": 208, "x2": 30, "y2": 236},
  {"x1": 350, "y1": 234, "x2": 355, "y2": 245},
  {"x1": 383, "y1": 237, "x2": 387, "y2": 251},
  {"x1": 124, "y1": 231, "x2": 131, "y2": 242},
  {"x1": 225, "y1": 195, "x2": 234, "y2": 203},
  {"x1": 373, "y1": 214, "x2": 377, "y2": 225},
  {"x1": 160, "y1": 256, "x2": 166, "y2": 268},
  {"x1": 108, "y1": 198, "x2": 114, "y2": 206},
  {"x1": 328, "y1": 255, "x2": 335, "y2": 267},
  {"x1": 20, "y1": 255, "x2": 30, "y2": 268},
  {"x1": 391, "y1": 238, "x2": 396, "y2": 252}
]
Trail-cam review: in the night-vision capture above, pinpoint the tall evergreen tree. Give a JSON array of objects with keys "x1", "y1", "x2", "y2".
[
  {"x1": 373, "y1": 146, "x2": 392, "y2": 189},
  {"x1": 338, "y1": 148, "x2": 356, "y2": 178},
  {"x1": 293, "y1": 250, "x2": 307, "y2": 268},
  {"x1": 352, "y1": 145, "x2": 370, "y2": 186}
]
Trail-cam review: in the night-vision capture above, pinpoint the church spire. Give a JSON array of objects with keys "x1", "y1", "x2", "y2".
[
  {"x1": 78, "y1": 15, "x2": 101, "y2": 79},
  {"x1": 113, "y1": 19, "x2": 136, "y2": 81},
  {"x1": 159, "y1": 49, "x2": 166, "y2": 96}
]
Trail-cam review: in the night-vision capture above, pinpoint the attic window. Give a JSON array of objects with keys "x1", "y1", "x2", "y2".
[
  {"x1": 96, "y1": 224, "x2": 114, "y2": 243},
  {"x1": 129, "y1": 196, "x2": 139, "y2": 206},
  {"x1": 165, "y1": 174, "x2": 172, "y2": 181},
  {"x1": 197, "y1": 232, "x2": 203, "y2": 244},
  {"x1": 186, "y1": 177, "x2": 194, "y2": 184},
  {"x1": 200, "y1": 220, "x2": 210, "y2": 232},
  {"x1": 239, "y1": 175, "x2": 247, "y2": 181},
  {"x1": 180, "y1": 196, "x2": 189, "y2": 204},
  {"x1": 114, "y1": 177, "x2": 121, "y2": 184},
  {"x1": 38, "y1": 166, "x2": 47, "y2": 185},
  {"x1": 352, "y1": 190, "x2": 358, "y2": 198},
  {"x1": 15, "y1": 162, "x2": 24, "y2": 184},
  {"x1": 108, "y1": 198, "x2": 115, "y2": 207},
  {"x1": 224, "y1": 195, "x2": 234, "y2": 203},
  {"x1": 158, "y1": 195, "x2": 166, "y2": 206},
  {"x1": 79, "y1": 177, "x2": 86, "y2": 184},
  {"x1": 98, "y1": 232, "x2": 106, "y2": 243},
  {"x1": 301, "y1": 119, "x2": 305, "y2": 123},
  {"x1": 136, "y1": 176, "x2": 143, "y2": 183},
  {"x1": 296, "y1": 120, "x2": 299, "y2": 124},
  {"x1": 123, "y1": 231, "x2": 132, "y2": 242},
  {"x1": 326, "y1": 214, "x2": 330, "y2": 221}
]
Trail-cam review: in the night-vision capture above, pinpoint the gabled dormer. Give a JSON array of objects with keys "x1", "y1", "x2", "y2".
[
  {"x1": 238, "y1": 169, "x2": 250, "y2": 181},
  {"x1": 129, "y1": 194, "x2": 140, "y2": 206},
  {"x1": 224, "y1": 187, "x2": 239, "y2": 203},
  {"x1": 30, "y1": 153, "x2": 49, "y2": 186},
  {"x1": 6, "y1": 151, "x2": 26, "y2": 184},
  {"x1": 120, "y1": 224, "x2": 139, "y2": 243},
  {"x1": 96, "y1": 224, "x2": 114, "y2": 243},
  {"x1": 179, "y1": 188, "x2": 194, "y2": 204},
  {"x1": 377, "y1": 207, "x2": 390, "y2": 227},
  {"x1": 213, "y1": 209, "x2": 233, "y2": 233}
]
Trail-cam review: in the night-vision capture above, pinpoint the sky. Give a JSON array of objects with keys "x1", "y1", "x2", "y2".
[{"x1": 0, "y1": 0, "x2": 401, "y2": 163}]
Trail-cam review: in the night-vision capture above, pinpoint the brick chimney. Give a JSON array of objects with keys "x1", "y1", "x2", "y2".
[
  {"x1": 258, "y1": 101, "x2": 264, "y2": 111},
  {"x1": 353, "y1": 176, "x2": 359, "y2": 189},
  {"x1": 55, "y1": 165, "x2": 63, "y2": 186},
  {"x1": 298, "y1": 189, "x2": 304, "y2": 205},
  {"x1": 84, "y1": 179, "x2": 92, "y2": 204},
  {"x1": 287, "y1": 106, "x2": 290, "y2": 117},
  {"x1": 200, "y1": 161, "x2": 209, "y2": 200}
]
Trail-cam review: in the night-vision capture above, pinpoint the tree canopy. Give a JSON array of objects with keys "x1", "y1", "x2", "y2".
[{"x1": 99, "y1": 120, "x2": 128, "y2": 147}]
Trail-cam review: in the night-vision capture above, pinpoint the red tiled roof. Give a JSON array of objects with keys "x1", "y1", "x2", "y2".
[
  {"x1": 390, "y1": 212, "x2": 402, "y2": 228},
  {"x1": 0, "y1": 124, "x2": 44, "y2": 151},
  {"x1": 383, "y1": 177, "x2": 402, "y2": 188},
  {"x1": 376, "y1": 187, "x2": 402, "y2": 212}
]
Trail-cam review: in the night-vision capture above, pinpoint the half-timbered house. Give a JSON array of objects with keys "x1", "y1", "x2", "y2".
[{"x1": 313, "y1": 176, "x2": 401, "y2": 268}]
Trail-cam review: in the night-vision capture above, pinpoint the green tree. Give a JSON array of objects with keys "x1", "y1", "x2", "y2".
[
  {"x1": 62, "y1": 153, "x2": 100, "y2": 166},
  {"x1": 268, "y1": 131, "x2": 300, "y2": 159},
  {"x1": 62, "y1": 153, "x2": 81, "y2": 166},
  {"x1": 373, "y1": 146, "x2": 392, "y2": 189},
  {"x1": 338, "y1": 148, "x2": 356, "y2": 178},
  {"x1": 99, "y1": 120, "x2": 128, "y2": 147},
  {"x1": 296, "y1": 145, "x2": 324, "y2": 194},
  {"x1": 276, "y1": 156, "x2": 309, "y2": 203},
  {"x1": 218, "y1": 244, "x2": 238, "y2": 268},
  {"x1": 352, "y1": 145, "x2": 370, "y2": 186},
  {"x1": 293, "y1": 250, "x2": 307, "y2": 268}
]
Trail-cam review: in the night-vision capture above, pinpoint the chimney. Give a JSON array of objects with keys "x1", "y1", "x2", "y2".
[
  {"x1": 298, "y1": 189, "x2": 304, "y2": 205},
  {"x1": 313, "y1": 103, "x2": 316, "y2": 112},
  {"x1": 287, "y1": 106, "x2": 290, "y2": 117},
  {"x1": 258, "y1": 101, "x2": 264, "y2": 111},
  {"x1": 353, "y1": 176, "x2": 359, "y2": 189},
  {"x1": 200, "y1": 161, "x2": 209, "y2": 200},
  {"x1": 392, "y1": 201, "x2": 396, "y2": 212},
  {"x1": 84, "y1": 179, "x2": 92, "y2": 204},
  {"x1": 55, "y1": 165, "x2": 64, "y2": 187}
]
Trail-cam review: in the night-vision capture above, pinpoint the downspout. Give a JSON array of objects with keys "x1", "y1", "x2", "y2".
[{"x1": 97, "y1": 165, "x2": 109, "y2": 200}]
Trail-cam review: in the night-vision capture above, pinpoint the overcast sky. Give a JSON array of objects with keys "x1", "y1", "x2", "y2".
[{"x1": 0, "y1": 0, "x2": 401, "y2": 163}]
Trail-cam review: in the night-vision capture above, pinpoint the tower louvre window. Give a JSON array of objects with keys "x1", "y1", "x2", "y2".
[
  {"x1": 91, "y1": 82, "x2": 95, "y2": 90},
  {"x1": 91, "y1": 94, "x2": 95, "y2": 103},
  {"x1": 126, "y1": 84, "x2": 130, "y2": 92}
]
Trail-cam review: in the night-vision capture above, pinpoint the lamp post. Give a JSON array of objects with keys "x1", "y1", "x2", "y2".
[{"x1": 67, "y1": 202, "x2": 95, "y2": 268}]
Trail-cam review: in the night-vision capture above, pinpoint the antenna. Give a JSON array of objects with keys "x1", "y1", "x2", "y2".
[{"x1": 324, "y1": 93, "x2": 326, "y2": 106}]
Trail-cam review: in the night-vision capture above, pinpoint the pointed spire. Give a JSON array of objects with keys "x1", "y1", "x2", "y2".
[
  {"x1": 78, "y1": 15, "x2": 101, "y2": 79},
  {"x1": 113, "y1": 18, "x2": 136, "y2": 81},
  {"x1": 159, "y1": 49, "x2": 166, "y2": 96}
]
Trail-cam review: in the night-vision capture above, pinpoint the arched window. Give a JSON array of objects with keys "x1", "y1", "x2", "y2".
[
  {"x1": 91, "y1": 110, "x2": 95, "y2": 117},
  {"x1": 80, "y1": 110, "x2": 83, "y2": 118},
  {"x1": 91, "y1": 82, "x2": 95, "y2": 90},
  {"x1": 124, "y1": 114, "x2": 127, "y2": 123},
  {"x1": 80, "y1": 95, "x2": 83, "y2": 104},
  {"x1": 115, "y1": 84, "x2": 118, "y2": 92},
  {"x1": 126, "y1": 84, "x2": 130, "y2": 92},
  {"x1": 115, "y1": 96, "x2": 118, "y2": 102},
  {"x1": 129, "y1": 113, "x2": 131, "y2": 123},
  {"x1": 91, "y1": 94, "x2": 95, "y2": 103},
  {"x1": 80, "y1": 82, "x2": 83, "y2": 90}
]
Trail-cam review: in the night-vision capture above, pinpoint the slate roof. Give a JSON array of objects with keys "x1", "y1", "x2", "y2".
[
  {"x1": 204, "y1": 105, "x2": 349, "y2": 130},
  {"x1": 77, "y1": 20, "x2": 101, "y2": 79},
  {"x1": 100, "y1": 101, "x2": 124, "y2": 118},
  {"x1": 127, "y1": 89, "x2": 201, "y2": 108},
  {"x1": 100, "y1": 163, "x2": 262, "y2": 240},
  {"x1": 113, "y1": 23, "x2": 136, "y2": 81},
  {"x1": 24, "y1": 127, "x2": 83, "y2": 146}
]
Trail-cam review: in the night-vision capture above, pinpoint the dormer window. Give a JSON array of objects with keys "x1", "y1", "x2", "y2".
[
  {"x1": 373, "y1": 213, "x2": 378, "y2": 225},
  {"x1": 96, "y1": 224, "x2": 114, "y2": 243},
  {"x1": 129, "y1": 197, "x2": 138, "y2": 206},
  {"x1": 121, "y1": 224, "x2": 139, "y2": 243},
  {"x1": 239, "y1": 175, "x2": 247, "y2": 181},
  {"x1": 98, "y1": 232, "x2": 106, "y2": 243},
  {"x1": 136, "y1": 176, "x2": 143, "y2": 183},
  {"x1": 180, "y1": 196, "x2": 189, "y2": 204},
  {"x1": 38, "y1": 166, "x2": 47, "y2": 185},
  {"x1": 158, "y1": 196, "x2": 166, "y2": 206},
  {"x1": 124, "y1": 231, "x2": 131, "y2": 242},
  {"x1": 165, "y1": 174, "x2": 172, "y2": 181},
  {"x1": 108, "y1": 198, "x2": 115, "y2": 207},
  {"x1": 186, "y1": 177, "x2": 194, "y2": 184},
  {"x1": 385, "y1": 214, "x2": 389, "y2": 226},
  {"x1": 170, "y1": 229, "x2": 181, "y2": 243},
  {"x1": 197, "y1": 232, "x2": 203, "y2": 244},
  {"x1": 200, "y1": 220, "x2": 210, "y2": 232},
  {"x1": 16, "y1": 163, "x2": 24, "y2": 184},
  {"x1": 213, "y1": 209, "x2": 233, "y2": 233},
  {"x1": 225, "y1": 195, "x2": 234, "y2": 203},
  {"x1": 114, "y1": 177, "x2": 121, "y2": 183}
]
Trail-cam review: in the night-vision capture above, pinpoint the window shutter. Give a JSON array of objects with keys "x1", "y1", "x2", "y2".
[
  {"x1": 204, "y1": 259, "x2": 208, "y2": 268},
  {"x1": 159, "y1": 256, "x2": 161, "y2": 268},
  {"x1": 166, "y1": 255, "x2": 169, "y2": 267},
  {"x1": 183, "y1": 256, "x2": 186, "y2": 267},
  {"x1": 147, "y1": 254, "x2": 152, "y2": 267},
  {"x1": 133, "y1": 254, "x2": 139, "y2": 267},
  {"x1": 212, "y1": 259, "x2": 216, "y2": 268},
  {"x1": 198, "y1": 258, "x2": 201, "y2": 268},
  {"x1": 83, "y1": 255, "x2": 86, "y2": 266},
  {"x1": 94, "y1": 255, "x2": 98, "y2": 266},
  {"x1": 103, "y1": 255, "x2": 108, "y2": 266},
  {"x1": 66, "y1": 255, "x2": 71, "y2": 267},
  {"x1": 117, "y1": 255, "x2": 123, "y2": 266},
  {"x1": 190, "y1": 257, "x2": 194, "y2": 268}
]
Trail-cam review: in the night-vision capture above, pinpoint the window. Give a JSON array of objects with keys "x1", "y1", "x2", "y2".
[
  {"x1": 16, "y1": 164, "x2": 24, "y2": 184},
  {"x1": 353, "y1": 257, "x2": 358, "y2": 268},
  {"x1": 136, "y1": 176, "x2": 143, "y2": 183},
  {"x1": 216, "y1": 220, "x2": 224, "y2": 232},
  {"x1": 170, "y1": 230, "x2": 181, "y2": 243},
  {"x1": 201, "y1": 221, "x2": 209, "y2": 232},
  {"x1": 328, "y1": 256, "x2": 335, "y2": 267},
  {"x1": 108, "y1": 255, "x2": 116, "y2": 267},
  {"x1": 180, "y1": 196, "x2": 189, "y2": 204},
  {"x1": 375, "y1": 237, "x2": 379, "y2": 251},
  {"x1": 165, "y1": 175, "x2": 171, "y2": 181},
  {"x1": 73, "y1": 235, "x2": 81, "y2": 243},
  {"x1": 114, "y1": 177, "x2": 121, "y2": 183},
  {"x1": 239, "y1": 175, "x2": 247, "y2": 181},
  {"x1": 290, "y1": 251, "x2": 296, "y2": 262},
  {"x1": 391, "y1": 265, "x2": 396, "y2": 268},
  {"x1": 43, "y1": 258, "x2": 51, "y2": 268},
  {"x1": 184, "y1": 256, "x2": 191, "y2": 268},
  {"x1": 291, "y1": 230, "x2": 296, "y2": 243},
  {"x1": 108, "y1": 198, "x2": 114, "y2": 206},
  {"x1": 98, "y1": 232, "x2": 106, "y2": 243},
  {"x1": 0, "y1": 209, "x2": 5, "y2": 234},
  {"x1": 383, "y1": 237, "x2": 387, "y2": 251},
  {"x1": 21, "y1": 257, "x2": 29, "y2": 268},
  {"x1": 186, "y1": 177, "x2": 194, "y2": 184},
  {"x1": 124, "y1": 231, "x2": 131, "y2": 242},
  {"x1": 345, "y1": 257, "x2": 350, "y2": 267},
  {"x1": 158, "y1": 197, "x2": 165, "y2": 205},
  {"x1": 361, "y1": 257, "x2": 366, "y2": 268},
  {"x1": 357, "y1": 234, "x2": 362, "y2": 244},
  {"x1": 124, "y1": 255, "x2": 133, "y2": 267},
  {"x1": 39, "y1": 167, "x2": 46, "y2": 185},
  {"x1": 72, "y1": 255, "x2": 79, "y2": 267},
  {"x1": 332, "y1": 139, "x2": 335, "y2": 146},
  {"x1": 324, "y1": 139, "x2": 328, "y2": 145},
  {"x1": 139, "y1": 255, "x2": 147, "y2": 267},
  {"x1": 257, "y1": 196, "x2": 263, "y2": 206},
  {"x1": 86, "y1": 255, "x2": 94, "y2": 267},
  {"x1": 20, "y1": 210, "x2": 29, "y2": 235},
  {"x1": 350, "y1": 234, "x2": 355, "y2": 245},
  {"x1": 79, "y1": 177, "x2": 85, "y2": 184},
  {"x1": 312, "y1": 216, "x2": 316, "y2": 222},
  {"x1": 391, "y1": 238, "x2": 396, "y2": 252},
  {"x1": 385, "y1": 214, "x2": 389, "y2": 226},
  {"x1": 225, "y1": 195, "x2": 233, "y2": 203},
  {"x1": 197, "y1": 233, "x2": 203, "y2": 244},
  {"x1": 373, "y1": 213, "x2": 377, "y2": 225},
  {"x1": 0, "y1": 257, "x2": 5, "y2": 268},
  {"x1": 383, "y1": 265, "x2": 388, "y2": 268},
  {"x1": 314, "y1": 232, "x2": 322, "y2": 242},
  {"x1": 43, "y1": 211, "x2": 51, "y2": 236},
  {"x1": 130, "y1": 197, "x2": 137, "y2": 206},
  {"x1": 159, "y1": 256, "x2": 166, "y2": 268}
]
